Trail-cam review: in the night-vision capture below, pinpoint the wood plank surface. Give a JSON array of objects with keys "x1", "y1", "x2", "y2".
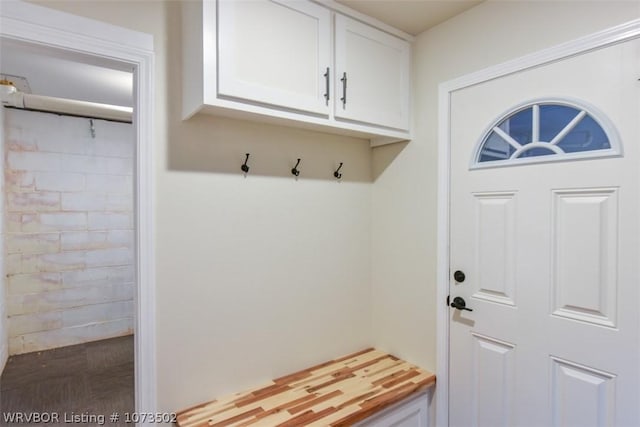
[{"x1": 176, "y1": 349, "x2": 435, "y2": 427}]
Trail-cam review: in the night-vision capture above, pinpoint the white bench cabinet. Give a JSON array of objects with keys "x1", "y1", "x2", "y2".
[{"x1": 357, "y1": 391, "x2": 431, "y2": 427}]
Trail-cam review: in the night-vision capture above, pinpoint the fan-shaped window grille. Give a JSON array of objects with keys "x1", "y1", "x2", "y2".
[{"x1": 472, "y1": 99, "x2": 621, "y2": 169}]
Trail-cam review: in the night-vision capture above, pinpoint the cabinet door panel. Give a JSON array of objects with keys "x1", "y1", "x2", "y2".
[
  {"x1": 358, "y1": 392, "x2": 430, "y2": 427},
  {"x1": 218, "y1": 0, "x2": 330, "y2": 115},
  {"x1": 335, "y1": 14, "x2": 410, "y2": 130}
]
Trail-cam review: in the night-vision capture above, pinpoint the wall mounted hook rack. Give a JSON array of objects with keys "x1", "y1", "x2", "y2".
[
  {"x1": 334, "y1": 162, "x2": 343, "y2": 179},
  {"x1": 291, "y1": 158, "x2": 301, "y2": 177},
  {"x1": 241, "y1": 153, "x2": 250, "y2": 173}
]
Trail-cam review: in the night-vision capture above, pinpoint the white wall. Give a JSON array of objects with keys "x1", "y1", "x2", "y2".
[
  {"x1": 0, "y1": 105, "x2": 7, "y2": 373},
  {"x1": 4, "y1": 109, "x2": 134, "y2": 354},
  {"x1": 28, "y1": 0, "x2": 374, "y2": 411},
  {"x1": 371, "y1": 0, "x2": 640, "y2": 370},
  {"x1": 161, "y1": 2, "x2": 373, "y2": 409},
  {"x1": 25, "y1": 0, "x2": 640, "y2": 415}
]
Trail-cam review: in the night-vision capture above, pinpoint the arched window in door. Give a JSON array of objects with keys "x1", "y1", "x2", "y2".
[{"x1": 471, "y1": 99, "x2": 621, "y2": 169}]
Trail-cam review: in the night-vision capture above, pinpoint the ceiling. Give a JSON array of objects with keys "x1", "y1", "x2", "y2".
[
  {"x1": 335, "y1": 0, "x2": 483, "y2": 36},
  {"x1": 0, "y1": 1, "x2": 481, "y2": 108},
  {"x1": 0, "y1": 39, "x2": 134, "y2": 108}
]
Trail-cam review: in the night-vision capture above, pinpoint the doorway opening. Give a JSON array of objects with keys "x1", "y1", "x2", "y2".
[
  {"x1": 0, "y1": 1, "x2": 156, "y2": 417},
  {"x1": 1, "y1": 39, "x2": 136, "y2": 416}
]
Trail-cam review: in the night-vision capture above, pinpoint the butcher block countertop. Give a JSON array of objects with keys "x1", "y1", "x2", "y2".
[{"x1": 176, "y1": 348, "x2": 436, "y2": 427}]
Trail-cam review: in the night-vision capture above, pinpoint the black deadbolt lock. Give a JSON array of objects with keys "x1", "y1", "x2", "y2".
[{"x1": 454, "y1": 270, "x2": 466, "y2": 283}]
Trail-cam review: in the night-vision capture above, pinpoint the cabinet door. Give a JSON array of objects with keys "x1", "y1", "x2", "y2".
[
  {"x1": 358, "y1": 392, "x2": 429, "y2": 427},
  {"x1": 334, "y1": 14, "x2": 410, "y2": 130},
  {"x1": 217, "y1": 0, "x2": 331, "y2": 115}
]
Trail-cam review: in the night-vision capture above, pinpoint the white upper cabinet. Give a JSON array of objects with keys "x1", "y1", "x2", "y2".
[
  {"x1": 217, "y1": 0, "x2": 331, "y2": 115},
  {"x1": 182, "y1": 0, "x2": 413, "y2": 145},
  {"x1": 334, "y1": 14, "x2": 410, "y2": 131}
]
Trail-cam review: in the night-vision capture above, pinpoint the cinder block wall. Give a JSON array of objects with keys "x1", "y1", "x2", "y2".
[{"x1": 4, "y1": 109, "x2": 134, "y2": 354}]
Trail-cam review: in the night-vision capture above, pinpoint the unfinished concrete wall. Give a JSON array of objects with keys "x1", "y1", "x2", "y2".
[{"x1": 4, "y1": 109, "x2": 134, "y2": 354}]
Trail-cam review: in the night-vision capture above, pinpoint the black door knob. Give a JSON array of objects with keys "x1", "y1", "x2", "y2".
[
  {"x1": 454, "y1": 270, "x2": 466, "y2": 283},
  {"x1": 450, "y1": 296, "x2": 473, "y2": 312}
]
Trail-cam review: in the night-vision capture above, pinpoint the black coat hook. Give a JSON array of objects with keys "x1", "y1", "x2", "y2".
[
  {"x1": 291, "y1": 158, "x2": 301, "y2": 177},
  {"x1": 334, "y1": 162, "x2": 343, "y2": 179},
  {"x1": 241, "y1": 153, "x2": 250, "y2": 173}
]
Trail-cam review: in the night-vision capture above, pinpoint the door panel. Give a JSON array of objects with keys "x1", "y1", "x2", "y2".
[
  {"x1": 471, "y1": 333, "x2": 515, "y2": 427},
  {"x1": 217, "y1": 0, "x2": 330, "y2": 115},
  {"x1": 550, "y1": 357, "x2": 616, "y2": 427},
  {"x1": 473, "y1": 192, "x2": 517, "y2": 306},
  {"x1": 449, "y1": 38, "x2": 640, "y2": 427},
  {"x1": 551, "y1": 188, "x2": 618, "y2": 327},
  {"x1": 334, "y1": 14, "x2": 410, "y2": 130},
  {"x1": 359, "y1": 392, "x2": 429, "y2": 427}
]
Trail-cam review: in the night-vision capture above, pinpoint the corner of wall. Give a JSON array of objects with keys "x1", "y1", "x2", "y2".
[{"x1": 0, "y1": 105, "x2": 8, "y2": 374}]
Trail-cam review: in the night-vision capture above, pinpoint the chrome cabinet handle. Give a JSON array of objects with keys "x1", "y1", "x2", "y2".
[
  {"x1": 340, "y1": 72, "x2": 347, "y2": 108},
  {"x1": 323, "y1": 67, "x2": 330, "y2": 105}
]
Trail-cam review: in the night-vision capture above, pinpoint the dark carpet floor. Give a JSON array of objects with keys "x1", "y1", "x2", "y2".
[{"x1": 0, "y1": 335, "x2": 134, "y2": 426}]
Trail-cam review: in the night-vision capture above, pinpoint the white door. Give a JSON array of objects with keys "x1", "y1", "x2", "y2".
[
  {"x1": 334, "y1": 14, "x2": 410, "y2": 130},
  {"x1": 217, "y1": 0, "x2": 331, "y2": 115},
  {"x1": 449, "y1": 39, "x2": 640, "y2": 427}
]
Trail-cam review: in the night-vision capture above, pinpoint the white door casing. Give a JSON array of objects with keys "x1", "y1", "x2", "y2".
[{"x1": 447, "y1": 36, "x2": 639, "y2": 427}]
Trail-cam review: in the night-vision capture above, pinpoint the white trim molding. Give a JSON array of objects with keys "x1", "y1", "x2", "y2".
[
  {"x1": 0, "y1": 0, "x2": 157, "y2": 420},
  {"x1": 436, "y1": 18, "x2": 640, "y2": 427}
]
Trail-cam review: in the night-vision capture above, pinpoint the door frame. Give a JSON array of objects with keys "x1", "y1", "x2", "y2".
[
  {"x1": 436, "y1": 19, "x2": 640, "y2": 427},
  {"x1": 0, "y1": 1, "x2": 157, "y2": 418}
]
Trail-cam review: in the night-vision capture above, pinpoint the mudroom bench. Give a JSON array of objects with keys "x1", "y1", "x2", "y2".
[{"x1": 176, "y1": 348, "x2": 436, "y2": 427}]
